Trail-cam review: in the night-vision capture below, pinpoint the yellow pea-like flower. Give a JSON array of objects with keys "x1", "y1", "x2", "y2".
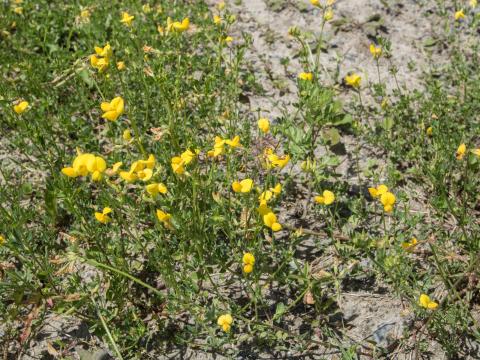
[
  {"x1": 95, "y1": 207, "x2": 112, "y2": 224},
  {"x1": 171, "y1": 157, "x2": 185, "y2": 175},
  {"x1": 213, "y1": 15, "x2": 222, "y2": 25},
  {"x1": 263, "y1": 211, "x2": 282, "y2": 232},
  {"x1": 120, "y1": 11, "x2": 134, "y2": 26},
  {"x1": 101, "y1": 97, "x2": 124, "y2": 122},
  {"x1": 156, "y1": 209, "x2": 172, "y2": 229},
  {"x1": 345, "y1": 73, "x2": 361, "y2": 88},
  {"x1": 0, "y1": 235, "x2": 5, "y2": 246},
  {"x1": 314, "y1": 190, "x2": 335, "y2": 205},
  {"x1": 13, "y1": 101, "x2": 29, "y2": 114},
  {"x1": 94, "y1": 43, "x2": 112, "y2": 58},
  {"x1": 380, "y1": 191, "x2": 396, "y2": 212},
  {"x1": 456, "y1": 143, "x2": 466, "y2": 160},
  {"x1": 207, "y1": 136, "x2": 225, "y2": 157},
  {"x1": 419, "y1": 294, "x2": 438, "y2": 310},
  {"x1": 258, "y1": 118, "x2": 270, "y2": 133},
  {"x1": 217, "y1": 314, "x2": 233, "y2": 332},
  {"x1": 146, "y1": 183, "x2": 168, "y2": 196},
  {"x1": 454, "y1": 9, "x2": 465, "y2": 20},
  {"x1": 242, "y1": 252, "x2": 255, "y2": 273},
  {"x1": 369, "y1": 44, "x2": 382, "y2": 59},
  {"x1": 298, "y1": 72, "x2": 313, "y2": 81},
  {"x1": 368, "y1": 184, "x2": 388, "y2": 198},
  {"x1": 232, "y1": 179, "x2": 253, "y2": 193},
  {"x1": 90, "y1": 55, "x2": 110, "y2": 72},
  {"x1": 225, "y1": 135, "x2": 241, "y2": 148},
  {"x1": 167, "y1": 17, "x2": 190, "y2": 33},
  {"x1": 117, "y1": 61, "x2": 126, "y2": 70}
]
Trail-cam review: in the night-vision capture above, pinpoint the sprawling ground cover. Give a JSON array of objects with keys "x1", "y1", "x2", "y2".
[{"x1": 1, "y1": 0, "x2": 480, "y2": 358}]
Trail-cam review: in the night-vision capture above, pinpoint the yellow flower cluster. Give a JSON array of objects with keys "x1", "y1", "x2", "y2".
[
  {"x1": 314, "y1": 190, "x2": 335, "y2": 205},
  {"x1": 207, "y1": 135, "x2": 241, "y2": 158},
  {"x1": 217, "y1": 313, "x2": 233, "y2": 332},
  {"x1": 264, "y1": 148, "x2": 290, "y2": 169},
  {"x1": 119, "y1": 154, "x2": 156, "y2": 182},
  {"x1": 368, "y1": 184, "x2": 396, "y2": 212},
  {"x1": 171, "y1": 149, "x2": 198, "y2": 175},
  {"x1": 242, "y1": 252, "x2": 255, "y2": 273},
  {"x1": 90, "y1": 43, "x2": 112, "y2": 72},
  {"x1": 101, "y1": 96, "x2": 124, "y2": 122},
  {"x1": 419, "y1": 294, "x2": 438, "y2": 310},
  {"x1": 62, "y1": 152, "x2": 107, "y2": 181}
]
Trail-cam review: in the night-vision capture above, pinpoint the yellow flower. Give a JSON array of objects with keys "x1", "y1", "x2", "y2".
[
  {"x1": 314, "y1": 190, "x2": 335, "y2": 205},
  {"x1": 13, "y1": 100, "x2": 29, "y2": 114},
  {"x1": 94, "y1": 43, "x2": 112, "y2": 58},
  {"x1": 271, "y1": 183, "x2": 282, "y2": 194},
  {"x1": 472, "y1": 148, "x2": 480, "y2": 157},
  {"x1": 456, "y1": 143, "x2": 466, "y2": 160},
  {"x1": 368, "y1": 184, "x2": 388, "y2": 198},
  {"x1": 213, "y1": 15, "x2": 222, "y2": 25},
  {"x1": 90, "y1": 55, "x2": 109, "y2": 72},
  {"x1": 207, "y1": 136, "x2": 225, "y2": 157},
  {"x1": 242, "y1": 252, "x2": 255, "y2": 273},
  {"x1": 426, "y1": 126, "x2": 433, "y2": 136},
  {"x1": 120, "y1": 11, "x2": 134, "y2": 26},
  {"x1": 90, "y1": 44, "x2": 112, "y2": 72},
  {"x1": 471, "y1": 0, "x2": 477, "y2": 8},
  {"x1": 171, "y1": 156, "x2": 185, "y2": 175},
  {"x1": 146, "y1": 183, "x2": 168, "y2": 197},
  {"x1": 259, "y1": 183, "x2": 282, "y2": 203},
  {"x1": 369, "y1": 44, "x2": 382, "y2": 59},
  {"x1": 13, "y1": 7, "x2": 23, "y2": 14},
  {"x1": 419, "y1": 294, "x2": 438, "y2": 310},
  {"x1": 310, "y1": 0, "x2": 320, "y2": 6},
  {"x1": 87, "y1": 156, "x2": 107, "y2": 182},
  {"x1": 265, "y1": 149, "x2": 290, "y2": 169},
  {"x1": 181, "y1": 149, "x2": 198, "y2": 165},
  {"x1": 345, "y1": 73, "x2": 361, "y2": 88},
  {"x1": 324, "y1": 8, "x2": 333, "y2": 21},
  {"x1": 217, "y1": 314, "x2": 233, "y2": 332},
  {"x1": 454, "y1": 9, "x2": 465, "y2": 20},
  {"x1": 117, "y1": 61, "x2": 126, "y2": 70},
  {"x1": 119, "y1": 155, "x2": 155, "y2": 182},
  {"x1": 232, "y1": 179, "x2": 254, "y2": 193},
  {"x1": 123, "y1": 129, "x2": 132, "y2": 141},
  {"x1": 142, "y1": 154, "x2": 156, "y2": 169},
  {"x1": 95, "y1": 207, "x2": 112, "y2": 224},
  {"x1": 258, "y1": 118, "x2": 270, "y2": 133},
  {"x1": 263, "y1": 211, "x2": 282, "y2": 232},
  {"x1": 62, "y1": 153, "x2": 106, "y2": 181},
  {"x1": 101, "y1": 97, "x2": 124, "y2": 122},
  {"x1": 166, "y1": 17, "x2": 190, "y2": 33},
  {"x1": 298, "y1": 72, "x2": 313, "y2": 81},
  {"x1": 0, "y1": 235, "x2": 5, "y2": 246},
  {"x1": 217, "y1": 1, "x2": 226, "y2": 10},
  {"x1": 156, "y1": 209, "x2": 172, "y2": 228},
  {"x1": 380, "y1": 191, "x2": 396, "y2": 212},
  {"x1": 224, "y1": 36, "x2": 233, "y2": 43},
  {"x1": 401, "y1": 237, "x2": 418, "y2": 251},
  {"x1": 225, "y1": 135, "x2": 241, "y2": 148}
]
